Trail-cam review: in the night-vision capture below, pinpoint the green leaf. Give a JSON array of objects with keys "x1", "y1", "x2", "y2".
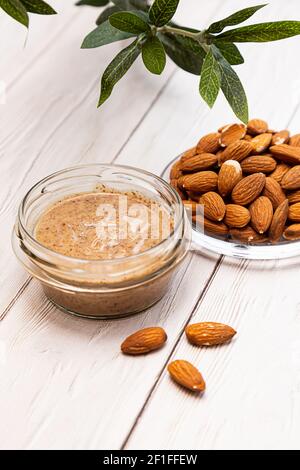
[
  {"x1": 20, "y1": 0, "x2": 56, "y2": 14},
  {"x1": 81, "y1": 19, "x2": 135, "y2": 48},
  {"x1": 212, "y1": 45, "x2": 248, "y2": 123},
  {"x1": 158, "y1": 32, "x2": 204, "y2": 75},
  {"x1": 216, "y1": 21, "x2": 300, "y2": 42},
  {"x1": 96, "y1": 5, "x2": 120, "y2": 25},
  {"x1": 149, "y1": 0, "x2": 180, "y2": 27},
  {"x1": 213, "y1": 41, "x2": 244, "y2": 65},
  {"x1": 76, "y1": 0, "x2": 109, "y2": 6},
  {"x1": 142, "y1": 36, "x2": 166, "y2": 74},
  {"x1": 199, "y1": 49, "x2": 221, "y2": 107},
  {"x1": 0, "y1": 0, "x2": 29, "y2": 26},
  {"x1": 109, "y1": 11, "x2": 150, "y2": 34},
  {"x1": 208, "y1": 4, "x2": 267, "y2": 34},
  {"x1": 112, "y1": 0, "x2": 149, "y2": 10},
  {"x1": 98, "y1": 39, "x2": 141, "y2": 106}
]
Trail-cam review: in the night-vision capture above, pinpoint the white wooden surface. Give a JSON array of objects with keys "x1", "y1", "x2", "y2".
[{"x1": 1, "y1": 0, "x2": 300, "y2": 450}]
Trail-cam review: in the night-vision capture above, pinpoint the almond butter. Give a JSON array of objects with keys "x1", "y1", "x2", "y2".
[
  {"x1": 218, "y1": 160, "x2": 242, "y2": 197},
  {"x1": 167, "y1": 360, "x2": 206, "y2": 393},
  {"x1": 269, "y1": 199, "x2": 289, "y2": 242},
  {"x1": 241, "y1": 155, "x2": 276, "y2": 174},
  {"x1": 121, "y1": 327, "x2": 167, "y2": 355},
  {"x1": 220, "y1": 123, "x2": 246, "y2": 147},
  {"x1": 199, "y1": 192, "x2": 226, "y2": 222},
  {"x1": 232, "y1": 173, "x2": 266, "y2": 205},
  {"x1": 270, "y1": 162, "x2": 290, "y2": 183},
  {"x1": 192, "y1": 215, "x2": 229, "y2": 236},
  {"x1": 185, "y1": 322, "x2": 236, "y2": 346},
  {"x1": 288, "y1": 202, "x2": 300, "y2": 222},
  {"x1": 281, "y1": 165, "x2": 300, "y2": 190},
  {"x1": 196, "y1": 132, "x2": 220, "y2": 154},
  {"x1": 287, "y1": 189, "x2": 300, "y2": 204},
  {"x1": 249, "y1": 196, "x2": 273, "y2": 234},
  {"x1": 272, "y1": 130, "x2": 290, "y2": 146},
  {"x1": 270, "y1": 144, "x2": 300, "y2": 165},
  {"x1": 262, "y1": 177, "x2": 286, "y2": 209},
  {"x1": 179, "y1": 171, "x2": 218, "y2": 193},
  {"x1": 180, "y1": 153, "x2": 218, "y2": 172},
  {"x1": 230, "y1": 226, "x2": 269, "y2": 244},
  {"x1": 289, "y1": 134, "x2": 300, "y2": 147},
  {"x1": 247, "y1": 119, "x2": 268, "y2": 135},
  {"x1": 251, "y1": 133, "x2": 272, "y2": 154},
  {"x1": 224, "y1": 204, "x2": 250, "y2": 228},
  {"x1": 221, "y1": 140, "x2": 253, "y2": 163},
  {"x1": 283, "y1": 224, "x2": 300, "y2": 240}
]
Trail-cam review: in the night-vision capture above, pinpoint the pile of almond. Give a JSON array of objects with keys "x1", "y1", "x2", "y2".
[{"x1": 170, "y1": 119, "x2": 300, "y2": 244}]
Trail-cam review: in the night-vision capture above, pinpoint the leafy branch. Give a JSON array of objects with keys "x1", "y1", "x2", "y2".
[{"x1": 0, "y1": 0, "x2": 56, "y2": 27}]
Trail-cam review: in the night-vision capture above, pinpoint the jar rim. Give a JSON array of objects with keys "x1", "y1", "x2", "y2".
[{"x1": 17, "y1": 163, "x2": 185, "y2": 266}]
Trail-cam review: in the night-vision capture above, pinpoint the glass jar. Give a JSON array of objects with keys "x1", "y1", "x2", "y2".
[{"x1": 12, "y1": 164, "x2": 191, "y2": 319}]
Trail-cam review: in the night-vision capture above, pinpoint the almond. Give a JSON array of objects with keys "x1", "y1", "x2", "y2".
[
  {"x1": 232, "y1": 173, "x2": 266, "y2": 205},
  {"x1": 288, "y1": 202, "x2": 300, "y2": 222},
  {"x1": 289, "y1": 134, "x2": 300, "y2": 147},
  {"x1": 270, "y1": 162, "x2": 290, "y2": 183},
  {"x1": 251, "y1": 133, "x2": 272, "y2": 153},
  {"x1": 196, "y1": 132, "x2": 220, "y2": 154},
  {"x1": 270, "y1": 144, "x2": 300, "y2": 165},
  {"x1": 121, "y1": 327, "x2": 167, "y2": 355},
  {"x1": 283, "y1": 224, "x2": 300, "y2": 240},
  {"x1": 185, "y1": 322, "x2": 236, "y2": 347},
  {"x1": 247, "y1": 119, "x2": 268, "y2": 135},
  {"x1": 281, "y1": 165, "x2": 300, "y2": 190},
  {"x1": 170, "y1": 179, "x2": 185, "y2": 200},
  {"x1": 179, "y1": 171, "x2": 218, "y2": 193},
  {"x1": 180, "y1": 146, "x2": 197, "y2": 162},
  {"x1": 230, "y1": 226, "x2": 269, "y2": 244},
  {"x1": 192, "y1": 215, "x2": 229, "y2": 236},
  {"x1": 224, "y1": 204, "x2": 251, "y2": 228},
  {"x1": 182, "y1": 200, "x2": 197, "y2": 215},
  {"x1": 272, "y1": 130, "x2": 290, "y2": 146},
  {"x1": 287, "y1": 189, "x2": 300, "y2": 204},
  {"x1": 241, "y1": 155, "x2": 276, "y2": 174},
  {"x1": 269, "y1": 199, "x2": 289, "y2": 242},
  {"x1": 249, "y1": 196, "x2": 273, "y2": 234},
  {"x1": 221, "y1": 140, "x2": 253, "y2": 163},
  {"x1": 170, "y1": 160, "x2": 183, "y2": 179},
  {"x1": 219, "y1": 123, "x2": 246, "y2": 147},
  {"x1": 180, "y1": 153, "x2": 218, "y2": 172},
  {"x1": 167, "y1": 360, "x2": 206, "y2": 393},
  {"x1": 218, "y1": 160, "x2": 242, "y2": 197},
  {"x1": 263, "y1": 177, "x2": 286, "y2": 209},
  {"x1": 187, "y1": 190, "x2": 201, "y2": 202},
  {"x1": 243, "y1": 134, "x2": 253, "y2": 141},
  {"x1": 199, "y1": 192, "x2": 226, "y2": 222}
]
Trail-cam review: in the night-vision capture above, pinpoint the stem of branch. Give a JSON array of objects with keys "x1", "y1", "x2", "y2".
[{"x1": 157, "y1": 25, "x2": 210, "y2": 53}]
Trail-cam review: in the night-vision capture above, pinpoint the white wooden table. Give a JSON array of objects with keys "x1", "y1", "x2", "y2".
[{"x1": 1, "y1": 0, "x2": 300, "y2": 450}]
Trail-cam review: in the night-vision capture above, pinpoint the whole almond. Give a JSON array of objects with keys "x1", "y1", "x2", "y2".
[
  {"x1": 167, "y1": 360, "x2": 206, "y2": 392},
  {"x1": 283, "y1": 224, "x2": 300, "y2": 240},
  {"x1": 287, "y1": 189, "x2": 300, "y2": 204},
  {"x1": 281, "y1": 165, "x2": 300, "y2": 190},
  {"x1": 247, "y1": 119, "x2": 268, "y2": 135},
  {"x1": 243, "y1": 134, "x2": 253, "y2": 141},
  {"x1": 241, "y1": 155, "x2": 276, "y2": 174},
  {"x1": 263, "y1": 177, "x2": 286, "y2": 209},
  {"x1": 270, "y1": 145, "x2": 300, "y2": 165},
  {"x1": 288, "y1": 202, "x2": 300, "y2": 222},
  {"x1": 220, "y1": 123, "x2": 246, "y2": 147},
  {"x1": 249, "y1": 196, "x2": 273, "y2": 234},
  {"x1": 251, "y1": 133, "x2": 272, "y2": 153},
  {"x1": 182, "y1": 200, "x2": 197, "y2": 215},
  {"x1": 185, "y1": 322, "x2": 236, "y2": 346},
  {"x1": 289, "y1": 134, "x2": 300, "y2": 147},
  {"x1": 270, "y1": 162, "x2": 290, "y2": 183},
  {"x1": 170, "y1": 179, "x2": 186, "y2": 200},
  {"x1": 232, "y1": 173, "x2": 266, "y2": 205},
  {"x1": 170, "y1": 161, "x2": 183, "y2": 179},
  {"x1": 224, "y1": 204, "x2": 251, "y2": 228},
  {"x1": 272, "y1": 130, "x2": 290, "y2": 146},
  {"x1": 121, "y1": 327, "x2": 167, "y2": 355},
  {"x1": 199, "y1": 192, "x2": 226, "y2": 222},
  {"x1": 218, "y1": 160, "x2": 242, "y2": 197},
  {"x1": 221, "y1": 140, "x2": 253, "y2": 163},
  {"x1": 179, "y1": 171, "x2": 218, "y2": 192},
  {"x1": 180, "y1": 146, "x2": 197, "y2": 162},
  {"x1": 269, "y1": 199, "x2": 289, "y2": 242},
  {"x1": 196, "y1": 132, "x2": 220, "y2": 154},
  {"x1": 193, "y1": 215, "x2": 229, "y2": 236},
  {"x1": 230, "y1": 226, "x2": 269, "y2": 244},
  {"x1": 180, "y1": 153, "x2": 218, "y2": 172},
  {"x1": 187, "y1": 190, "x2": 201, "y2": 202}
]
